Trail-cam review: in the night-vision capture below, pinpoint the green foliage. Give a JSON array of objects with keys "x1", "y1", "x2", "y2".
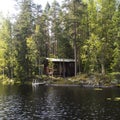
[
  {"x1": 111, "y1": 42, "x2": 120, "y2": 71},
  {"x1": 13, "y1": 0, "x2": 34, "y2": 82},
  {"x1": 48, "y1": 59, "x2": 54, "y2": 69},
  {"x1": 109, "y1": 72, "x2": 120, "y2": 84},
  {"x1": 82, "y1": 34, "x2": 101, "y2": 73},
  {"x1": 0, "y1": 0, "x2": 119, "y2": 83},
  {"x1": 0, "y1": 17, "x2": 14, "y2": 80}
]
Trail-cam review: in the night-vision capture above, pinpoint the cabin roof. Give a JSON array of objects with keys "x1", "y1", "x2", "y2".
[{"x1": 46, "y1": 58, "x2": 75, "y2": 62}]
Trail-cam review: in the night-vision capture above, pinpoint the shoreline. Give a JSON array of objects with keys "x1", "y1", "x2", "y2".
[
  {"x1": 1, "y1": 73, "x2": 120, "y2": 88},
  {"x1": 45, "y1": 83, "x2": 117, "y2": 88},
  {"x1": 42, "y1": 73, "x2": 120, "y2": 88}
]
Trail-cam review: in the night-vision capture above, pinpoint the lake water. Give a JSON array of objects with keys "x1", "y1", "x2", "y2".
[{"x1": 0, "y1": 84, "x2": 120, "y2": 120}]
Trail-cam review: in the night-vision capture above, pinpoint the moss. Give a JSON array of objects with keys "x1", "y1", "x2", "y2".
[
  {"x1": 2, "y1": 79, "x2": 15, "y2": 85},
  {"x1": 56, "y1": 73, "x2": 118, "y2": 86},
  {"x1": 94, "y1": 88, "x2": 103, "y2": 91}
]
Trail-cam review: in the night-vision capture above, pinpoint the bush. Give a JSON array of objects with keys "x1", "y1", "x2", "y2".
[{"x1": 109, "y1": 72, "x2": 120, "y2": 84}]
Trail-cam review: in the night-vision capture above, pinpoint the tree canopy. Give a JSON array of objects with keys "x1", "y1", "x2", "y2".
[{"x1": 0, "y1": 0, "x2": 120, "y2": 82}]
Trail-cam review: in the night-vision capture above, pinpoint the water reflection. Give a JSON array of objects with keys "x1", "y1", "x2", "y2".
[{"x1": 0, "y1": 84, "x2": 120, "y2": 119}]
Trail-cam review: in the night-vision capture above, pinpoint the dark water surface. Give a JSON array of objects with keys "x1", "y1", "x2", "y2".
[{"x1": 0, "y1": 84, "x2": 120, "y2": 120}]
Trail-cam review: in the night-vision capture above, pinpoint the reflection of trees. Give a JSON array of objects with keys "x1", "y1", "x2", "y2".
[{"x1": 43, "y1": 87, "x2": 60, "y2": 119}]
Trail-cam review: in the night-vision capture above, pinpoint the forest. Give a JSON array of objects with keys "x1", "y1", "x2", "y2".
[{"x1": 0, "y1": 0, "x2": 120, "y2": 84}]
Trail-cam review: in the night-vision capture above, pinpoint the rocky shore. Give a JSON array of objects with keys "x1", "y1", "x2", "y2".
[{"x1": 43, "y1": 73, "x2": 120, "y2": 88}]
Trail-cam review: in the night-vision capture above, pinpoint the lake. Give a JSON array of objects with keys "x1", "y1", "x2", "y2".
[{"x1": 0, "y1": 84, "x2": 120, "y2": 120}]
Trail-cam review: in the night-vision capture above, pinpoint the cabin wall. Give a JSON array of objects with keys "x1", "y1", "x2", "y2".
[{"x1": 44, "y1": 60, "x2": 75, "y2": 77}]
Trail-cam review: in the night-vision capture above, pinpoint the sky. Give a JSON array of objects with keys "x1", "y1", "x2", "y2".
[
  {"x1": 0, "y1": 0, "x2": 15, "y2": 16},
  {"x1": 0, "y1": 0, "x2": 62, "y2": 17}
]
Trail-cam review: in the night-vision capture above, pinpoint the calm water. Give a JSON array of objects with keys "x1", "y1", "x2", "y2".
[{"x1": 0, "y1": 84, "x2": 120, "y2": 120}]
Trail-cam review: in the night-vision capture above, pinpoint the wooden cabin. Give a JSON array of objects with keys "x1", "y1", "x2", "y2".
[{"x1": 44, "y1": 58, "x2": 75, "y2": 77}]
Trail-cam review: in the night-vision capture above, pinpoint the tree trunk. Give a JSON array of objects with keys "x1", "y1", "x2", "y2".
[
  {"x1": 73, "y1": 1, "x2": 77, "y2": 76},
  {"x1": 101, "y1": 63, "x2": 105, "y2": 75}
]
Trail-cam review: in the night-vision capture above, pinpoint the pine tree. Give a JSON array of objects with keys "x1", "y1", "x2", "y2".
[
  {"x1": 13, "y1": 0, "x2": 34, "y2": 82},
  {"x1": 49, "y1": 0, "x2": 61, "y2": 57},
  {"x1": 0, "y1": 17, "x2": 14, "y2": 79}
]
